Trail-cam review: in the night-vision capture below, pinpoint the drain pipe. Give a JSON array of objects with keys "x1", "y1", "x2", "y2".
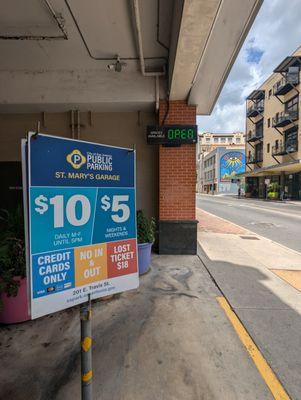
[
  {"x1": 131, "y1": 0, "x2": 165, "y2": 77},
  {"x1": 155, "y1": 75, "x2": 160, "y2": 112},
  {"x1": 77, "y1": 110, "x2": 81, "y2": 140},
  {"x1": 71, "y1": 110, "x2": 75, "y2": 139},
  {"x1": 131, "y1": 0, "x2": 165, "y2": 112}
]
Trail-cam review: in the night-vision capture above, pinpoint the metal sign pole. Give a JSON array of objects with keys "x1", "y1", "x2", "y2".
[{"x1": 80, "y1": 294, "x2": 92, "y2": 400}]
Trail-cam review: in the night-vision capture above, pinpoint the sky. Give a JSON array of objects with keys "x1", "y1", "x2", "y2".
[{"x1": 197, "y1": 0, "x2": 301, "y2": 133}]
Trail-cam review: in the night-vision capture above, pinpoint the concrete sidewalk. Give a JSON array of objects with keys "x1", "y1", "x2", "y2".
[
  {"x1": 197, "y1": 207, "x2": 301, "y2": 400},
  {"x1": 0, "y1": 254, "x2": 273, "y2": 400}
]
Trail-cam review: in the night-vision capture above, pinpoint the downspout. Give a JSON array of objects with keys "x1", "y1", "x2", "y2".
[
  {"x1": 77, "y1": 110, "x2": 81, "y2": 140},
  {"x1": 71, "y1": 110, "x2": 75, "y2": 139},
  {"x1": 131, "y1": 0, "x2": 165, "y2": 77},
  {"x1": 131, "y1": 0, "x2": 165, "y2": 112},
  {"x1": 155, "y1": 75, "x2": 160, "y2": 112}
]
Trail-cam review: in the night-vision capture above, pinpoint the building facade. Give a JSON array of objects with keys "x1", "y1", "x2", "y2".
[
  {"x1": 201, "y1": 147, "x2": 245, "y2": 194},
  {"x1": 245, "y1": 46, "x2": 301, "y2": 200},
  {"x1": 197, "y1": 132, "x2": 245, "y2": 192}
]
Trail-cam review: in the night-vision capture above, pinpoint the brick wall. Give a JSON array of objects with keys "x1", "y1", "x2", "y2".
[{"x1": 159, "y1": 100, "x2": 196, "y2": 221}]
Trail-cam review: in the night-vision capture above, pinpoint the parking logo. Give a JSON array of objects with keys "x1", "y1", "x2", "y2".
[{"x1": 66, "y1": 149, "x2": 86, "y2": 169}]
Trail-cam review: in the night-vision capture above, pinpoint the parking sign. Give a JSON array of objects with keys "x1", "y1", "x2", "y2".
[{"x1": 23, "y1": 133, "x2": 138, "y2": 319}]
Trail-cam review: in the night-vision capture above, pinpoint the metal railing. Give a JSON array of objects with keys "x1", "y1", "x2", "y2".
[
  {"x1": 247, "y1": 130, "x2": 263, "y2": 142},
  {"x1": 246, "y1": 152, "x2": 263, "y2": 164},
  {"x1": 247, "y1": 101, "x2": 264, "y2": 117},
  {"x1": 272, "y1": 141, "x2": 298, "y2": 156},
  {"x1": 272, "y1": 110, "x2": 298, "y2": 127},
  {"x1": 273, "y1": 73, "x2": 299, "y2": 95}
]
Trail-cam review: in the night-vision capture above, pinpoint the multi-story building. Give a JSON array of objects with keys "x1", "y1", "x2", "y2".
[
  {"x1": 199, "y1": 132, "x2": 245, "y2": 154},
  {"x1": 197, "y1": 132, "x2": 245, "y2": 193},
  {"x1": 201, "y1": 147, "x2": 245, "y2": 194},
  {"x1": 245, "y1": 46, "x2": 301, "y2": 199}
]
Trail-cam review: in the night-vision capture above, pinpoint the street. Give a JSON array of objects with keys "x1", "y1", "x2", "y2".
[{"x1": 196, "y1": 194, "x2": 301, "y2": 253}]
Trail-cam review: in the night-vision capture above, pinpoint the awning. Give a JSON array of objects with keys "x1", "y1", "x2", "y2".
[
  {"x1": 273, "y1": 56, "x2": 301, "y2": 73},
  {"x1": 242, "y1": 159, "x2": 301, "y2": 177},
  {"x1": 246, "y1": 89, "x2": 265, "y2": 101}
]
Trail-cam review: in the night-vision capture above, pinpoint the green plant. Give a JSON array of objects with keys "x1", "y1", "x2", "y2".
[
  {"x1": 0, "y1": 206, "x2": 26, "y2": 302},
  {"x1": 267, "y1": 182, "x2": 279, "y2": 200},
  {"x1": 267, "y1": 182, "x2": 279, "y2": 193},
  {"x1": 136, "y1": 210, "x2": 156, "y2": 244},
  {"x1": 244, "y1": 183, "x2": 251, "y2": 193}
]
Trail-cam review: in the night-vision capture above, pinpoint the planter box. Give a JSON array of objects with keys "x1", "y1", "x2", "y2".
[
  {"x1": 137, "y1": 242, "x2": 152, "y2": 275},
  {"x1": 0, "y1": 277, "x2": 30, "y2": 324}
]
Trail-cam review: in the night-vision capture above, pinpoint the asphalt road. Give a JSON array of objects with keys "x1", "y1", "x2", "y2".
[{"x1": 196, "y1": 194, "x2": 301, "y2": 253}]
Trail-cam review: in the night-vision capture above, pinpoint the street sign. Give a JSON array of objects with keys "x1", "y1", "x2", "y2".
[
  {"x1": 23, "y1": 133, "x2": 138, "y2": 319},
  {"x1": 146, "y1": 125, "x2": 198, "y2": 146}
]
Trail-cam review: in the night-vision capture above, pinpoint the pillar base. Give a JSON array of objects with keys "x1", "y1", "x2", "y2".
[{"x1": 158, "y1": 220, "x2": 198, "y2": 255}]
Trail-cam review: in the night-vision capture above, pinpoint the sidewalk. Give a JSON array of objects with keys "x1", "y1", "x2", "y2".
[
  {"x1": 197, "y1": 207, "x2": 301, "y2": 400},
  {"x1": 1, "y1": 253, "x2": 273, "y2": 400}
]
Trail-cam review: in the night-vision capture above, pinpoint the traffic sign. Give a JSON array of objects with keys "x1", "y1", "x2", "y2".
[{"x1": 23, "y1": 133, "x2": 138, "y2": 319}]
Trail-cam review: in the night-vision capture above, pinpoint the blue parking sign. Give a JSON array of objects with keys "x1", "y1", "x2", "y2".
[{"x1": 23, "y1": 133, "x2": 139, "y2": 319}]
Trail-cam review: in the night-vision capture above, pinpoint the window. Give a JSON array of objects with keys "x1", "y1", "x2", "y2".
[
  {"x1": 214, "y1": 137, "x2": 219, "y2": 143},
  {"x1": 275, "y1": 139, "x2": 279, "y2": 149},
  {"x1": 255, "y1": 142, "x2": 263, "y2": 161},
  {"x1": 285, "y1": 126, "x2": 298, "y2": 152},
  {"x1": 206, "y1": 137, "x2": 210, "y2": 142},
  {"x1": 236, "y1": 137, "x2": 241, "y2": 143},
  {"x1": 285, "y1": 95, "x2": 299, "y2": 114},
  {"x1": 267, "y1": 118, "x2": 270, "y2": 128},
  {"x1": 220, "y1": 137, "x2": 226, "y2": 143},
  {"x1": 268, "y1": 89, "x2": 272, "y2": 98},
  {"x1": 267, "y1": 143, "x2": 270, "y2": 153},
  {"x1": 256, "y1": 119, "x2": 264, "y2": 138}
]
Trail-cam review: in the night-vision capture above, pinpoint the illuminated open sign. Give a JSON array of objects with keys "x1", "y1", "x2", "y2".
[{"x1": 147, "y1": 125, "x2": 198, "y2": 146}]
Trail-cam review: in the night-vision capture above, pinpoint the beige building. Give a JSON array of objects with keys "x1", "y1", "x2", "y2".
[
  {"x1": 245, "y1": 46, "x2": 301, "y2": 199},
  {"x1": 197, "y1": 132, "x2": 245, "y2": 192},
  {"x1": 198, "y1": 132, "x2": 245, "y2": 154}
]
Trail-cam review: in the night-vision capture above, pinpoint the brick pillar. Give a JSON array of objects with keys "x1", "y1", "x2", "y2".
[{"x1": 158, "y1": 100, "x2": 198, "y2": 254}]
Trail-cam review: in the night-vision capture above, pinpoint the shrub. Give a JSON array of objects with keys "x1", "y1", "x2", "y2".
[
  {"x1": 0, "y1": 206, "x2": 26, "y2": 303},
  {"x1": 136, "y1": 210, "x2": 156, "y2": 244}
]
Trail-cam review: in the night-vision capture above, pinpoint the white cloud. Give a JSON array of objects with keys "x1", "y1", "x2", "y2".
[{"x1": 197, "y1": 0, "x2": 301, "y2": 133}]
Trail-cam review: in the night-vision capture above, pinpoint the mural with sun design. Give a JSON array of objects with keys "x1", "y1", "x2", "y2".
[{"x1": 220, "y1": 151, "x2": 245, "y2": 182}]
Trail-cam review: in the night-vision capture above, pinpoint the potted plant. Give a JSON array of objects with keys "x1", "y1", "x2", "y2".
[
  {"x1": 136, "y1": 210, "x2": 155, "y2": 275},
  {"x1": 267, "y1": 182, "x2": 279, "y2": 200},
  {"x1": 0, "y1": 206, "x2": 29, "y2": 324},
  {"x1": 245, "y1": 183, "x2": 252, "y2": 198}
]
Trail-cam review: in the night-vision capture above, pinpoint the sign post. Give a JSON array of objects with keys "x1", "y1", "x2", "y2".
[
  {"x1": 22, "y1": 132, "x2": 139, "y2": 398},
  {"x1": 81, "y1": 295, "x2": 92, "y2": 400}
]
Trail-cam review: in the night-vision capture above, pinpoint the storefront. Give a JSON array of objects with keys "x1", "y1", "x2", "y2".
[{"x1": 246, "y1": 171, "x2": 301, "y2": 200}]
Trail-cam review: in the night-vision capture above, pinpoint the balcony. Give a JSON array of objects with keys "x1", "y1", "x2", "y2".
[
  {"x1": 272, "y1": 142, "x2": 298, "y2": 156},
  {"x1": 247, "y1": 101, "x2": 264, "y2": 118},
  {"x1": 246, "y1": 153, "x2": 263, "y2": 164},
  {"x1": 247, "y1": 130, "x2": 263, "y2": 143},
  {"x1": 272, "y1": 110, "x2": 298, "y2": 128},
  {"x1": 273, "y1": 73, "x2": 299, "y2": 96}
]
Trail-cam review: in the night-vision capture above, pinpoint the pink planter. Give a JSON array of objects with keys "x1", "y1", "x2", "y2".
[{"x1": 0, "y1": 277, "x2": 30, "y2": 324}]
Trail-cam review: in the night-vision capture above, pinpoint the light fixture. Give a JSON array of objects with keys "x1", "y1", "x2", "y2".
[{"x1": 107, "y1": 55, "x2": 127, "y2": 72}]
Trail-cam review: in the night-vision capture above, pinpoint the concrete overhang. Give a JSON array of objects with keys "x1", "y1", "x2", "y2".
[
  {"x1": 0, "y1": 0, "x2": 262, "y2": 114},
  {"x1": 169, "y1": 0, "x2": 263, "y2": 115}
]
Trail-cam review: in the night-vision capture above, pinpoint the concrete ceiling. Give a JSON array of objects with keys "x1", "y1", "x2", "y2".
[{"x1": 0, "y1": 0, "x2": 263, "y2": 114}]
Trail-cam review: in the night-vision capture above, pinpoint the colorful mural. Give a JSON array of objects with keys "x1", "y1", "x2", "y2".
[{"x1": 220, "y1": 151, "x2": 245, "y2": 182}]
